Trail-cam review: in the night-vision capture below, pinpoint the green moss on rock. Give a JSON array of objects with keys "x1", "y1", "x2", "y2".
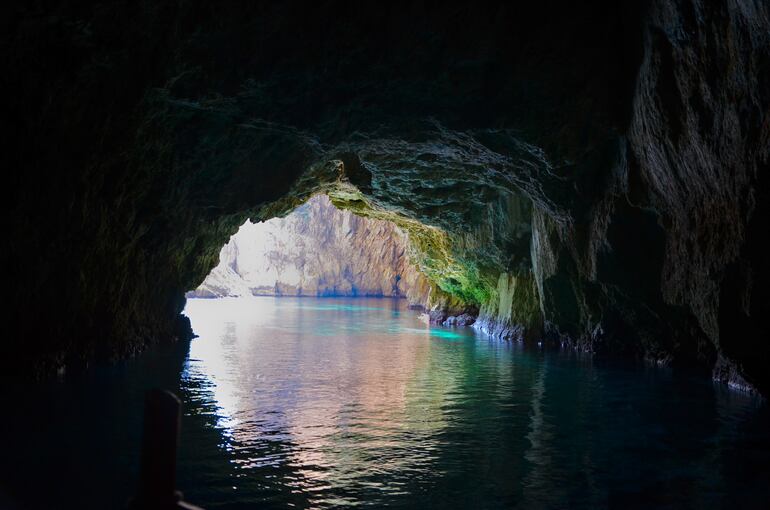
[{"x1": 253, "y1": 160, "x2": 535, "y2": 325}]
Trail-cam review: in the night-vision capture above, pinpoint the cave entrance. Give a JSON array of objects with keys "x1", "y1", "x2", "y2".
[{"x1": 185, "y1": 194, "x2": 430, "y2": 303}]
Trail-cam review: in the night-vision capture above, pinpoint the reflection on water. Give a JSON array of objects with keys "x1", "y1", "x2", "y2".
[
  {"x1": 180, "y1": 298, "x2": 446, "y2": 508},
  {"x1": 2, "y1": 297, "x2": 768, "y2": 509},
  {"x1": 177, "y1": 297, "x2": 770, "y2": 509}
]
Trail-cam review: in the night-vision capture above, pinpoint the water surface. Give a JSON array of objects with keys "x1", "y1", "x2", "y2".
[{"x1": 2, "y1": 297, "x2": 769, "y2": 509}]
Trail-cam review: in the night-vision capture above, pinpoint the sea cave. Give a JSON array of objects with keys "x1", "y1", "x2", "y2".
[{"x1": 2, "y1": 1, "x2": 770, "y2": 509}]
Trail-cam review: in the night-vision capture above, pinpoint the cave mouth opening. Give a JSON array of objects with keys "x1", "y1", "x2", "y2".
[{"x1": 185, "y1": 193, "x2": 434, "y2": 306}]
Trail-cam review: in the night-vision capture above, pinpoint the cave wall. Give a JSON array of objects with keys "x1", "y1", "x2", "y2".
[
  {"x1": 528, "y1": 0, "x2": 770, "y2": 392},
  {"x1": 2, "y1": 1, "x2": 768, "y2": 393}
]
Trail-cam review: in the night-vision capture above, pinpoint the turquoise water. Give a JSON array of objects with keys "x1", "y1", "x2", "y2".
[{"x1": 2, "y1": 297, "x2": 770, "y2": 509}]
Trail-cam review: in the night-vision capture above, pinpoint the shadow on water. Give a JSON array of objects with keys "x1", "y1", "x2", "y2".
[
  {"x1": 0, "y1": 336, "x2": 192, "y2": 509},
  {"x1": 2, "y1": 296, "x2": 769, "y2": 509}
]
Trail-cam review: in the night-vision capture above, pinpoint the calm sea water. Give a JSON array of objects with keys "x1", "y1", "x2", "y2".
[{"x1": 2, "y1": 297, "x2": 769, "y2": 509}]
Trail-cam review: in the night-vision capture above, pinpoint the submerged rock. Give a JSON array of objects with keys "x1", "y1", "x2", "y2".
[
  {"x1": 473, "y1": 317, "x2": 527, "y2": 343},
  {"x1": 442, "y1": 313, "x2": 476, "y2": 327},
  {"x1": 455, "y1": 314, "x2": 476, "y2": 327}
]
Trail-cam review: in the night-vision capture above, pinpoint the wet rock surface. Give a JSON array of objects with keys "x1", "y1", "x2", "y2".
[
  {"x1": 2, "y1": 1, "x2": 769, "y2": 394},
  {"x1": 443, "y1": 314, "x2": 476, "y2": 328}
]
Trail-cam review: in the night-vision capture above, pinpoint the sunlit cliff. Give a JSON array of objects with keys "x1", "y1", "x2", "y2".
[{"x1": 188, "y1": 195, "x2": 431, "y2": 305}]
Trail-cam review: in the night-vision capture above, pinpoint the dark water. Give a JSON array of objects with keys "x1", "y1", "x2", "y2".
[{"x1": 2, "y1": 297, "x2": 770, "y2": 509}]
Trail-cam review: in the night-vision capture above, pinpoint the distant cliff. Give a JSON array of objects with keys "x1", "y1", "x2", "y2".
[{"x1": 188, "y1": 195, "x2": 432, "y2": 304}]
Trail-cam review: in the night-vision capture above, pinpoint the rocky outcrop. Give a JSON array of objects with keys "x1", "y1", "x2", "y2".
[
  {"x1": 2, "y1": 1, "x2": 768, "y2": 394},
  {"x1": 187, "y1": 194, "x2": 432, "y2": 303},
  {"x1": 443, "y1": 314, "x2": 475, "y2": 327}
]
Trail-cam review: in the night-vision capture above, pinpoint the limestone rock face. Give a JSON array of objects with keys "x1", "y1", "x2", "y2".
[{"x1": 187, "y1": 195, "x2": 431, "y2": 303}]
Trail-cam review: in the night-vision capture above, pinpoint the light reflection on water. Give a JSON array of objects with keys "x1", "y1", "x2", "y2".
[
  {"x1": 176, "y1": 297, "x2": 770, "y2": 509},
  {"x1": 181, "y1": 297, "x2": 447, "y2": 506}
]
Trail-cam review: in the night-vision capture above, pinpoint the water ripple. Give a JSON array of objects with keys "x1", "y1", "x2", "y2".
[{"x1": 176, "y1": 297, "x2": 770, "y2": 509}]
